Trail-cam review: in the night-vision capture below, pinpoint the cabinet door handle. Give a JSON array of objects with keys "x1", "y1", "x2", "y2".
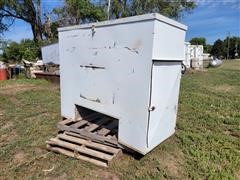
[{"x1": 148, "y1": 106, "x2": 155, "y2": 111}]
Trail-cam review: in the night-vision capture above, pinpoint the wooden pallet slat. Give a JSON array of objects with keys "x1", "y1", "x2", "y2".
[
  {"x1": 46, "y1": 145, "x2": 108, "y2": 167},
  {"x1": 58, "y1": 133, "x2": 120, "y2": 154},
  {"x1": 70, "y1": 120, "x2": 88, "y2": 128},
  {"x1": 97, "y1": 120, "x2": 118, "y2": 136},
  {"x1": 85, "y1": 117, "x2": 110, "y2": 132},
  {"x1": 58, "y1": 118, "x2": 74, "y2": 125},
  {"x1": 47, "y1": 138, "x2": 113, "y2": 161}
]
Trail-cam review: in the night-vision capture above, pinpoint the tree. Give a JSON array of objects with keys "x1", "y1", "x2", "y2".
[
  {"x1": 0, "y1": 0, "x2": 42, "y2": 42},
  {"x1": 223, "y1": 36, "x2": 240, "y2": 59},
  {"x1": 210, "y1": 37, "x2": 240, "y2": 59},
  {"x1": 210, "y1": 39, "x2": 225, "y2": 58},
  {"x1": 190, "y1": 37, "x2": 206, "y2": 46},
  {"x1": 53, "y1": 0, "x2": 105, "y2": 27},
  {"x1": 50, "y1": 0, "x2": 196, "y2": 39},
  {"x1": 189, "y1": 37, "x2": 212, "y2": 53},
  {"x1": 2, "y1": 39, "x2": 42, "y2": 63},
  {"x1": 106, "y1": 0, "x2": 196, "y2": 20},
  {"x1": 205, "y1": 44, "x2": 212, "y2": 54}
]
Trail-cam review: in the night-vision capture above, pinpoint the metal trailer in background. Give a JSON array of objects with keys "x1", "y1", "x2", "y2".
[
  {"x1": 190, "y1": 45, "x2": 203, "y2": 69},
  {"x1": 58, "y1": 13, "x2": 187, "y2": 155},
  {"x1": 183, "y1": 43, "x2": 204, "y2": 70},
  {"x1": 183, "y1": 42, "x2": 191, "y2": 68},
  {"x1": 41, "y1": 43, "x2": 59, "y2": 65}
]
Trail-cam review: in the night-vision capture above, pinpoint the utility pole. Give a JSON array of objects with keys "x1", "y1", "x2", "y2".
[
  {"x1": 227, "y1": 32, "x2": 230, "y2": 60},
  {"x1": 107, "y1": 0, "x2": 111, "y2": 20}
]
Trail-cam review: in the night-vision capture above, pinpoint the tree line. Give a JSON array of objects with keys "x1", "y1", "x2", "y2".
[{"x1": 190, "y1": 37, "x2": 240, "y2": 59}]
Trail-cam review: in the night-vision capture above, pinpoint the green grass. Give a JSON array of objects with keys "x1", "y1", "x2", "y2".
[{"x1": 0, "y1": 60, "x2": 239, "y2": 179}]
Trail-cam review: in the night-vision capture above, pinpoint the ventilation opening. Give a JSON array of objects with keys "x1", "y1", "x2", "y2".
[{"x1": 74, "y1": 105, "x2": 119, "y2": 140}]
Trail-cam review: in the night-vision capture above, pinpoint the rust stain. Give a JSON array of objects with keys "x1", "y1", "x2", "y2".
[
  {"x1": 80, "y1": 94, "x2": 101, "y2": 103},
  {"x1": 133, "y1": 40, "x2": 142, "y2": 50}
]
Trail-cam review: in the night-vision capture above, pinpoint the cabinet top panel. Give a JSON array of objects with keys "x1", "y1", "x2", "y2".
[{"x1": 58, "y1": 13, "x2": 187, "y2": 32}]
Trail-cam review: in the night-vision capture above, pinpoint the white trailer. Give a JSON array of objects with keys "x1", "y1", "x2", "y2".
[
  {"x1": 183, "y1": 43, "x2": 204, "y2": 69},
  {"x1": 190, "y1": 45, "x2": 203, "y2": 69},
  {"x1": 183, "y1": 42, "x2": 191, "y2": 68},
  {"x1": 58, "y1": 13, "x2": 187, "y2": 154},
  {"x1": 41, "y1": 43, "x2": 59, "y2": 65}
]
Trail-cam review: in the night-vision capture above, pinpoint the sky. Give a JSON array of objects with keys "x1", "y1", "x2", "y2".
[
  {"x1": 2, "y1": 0, "x2": 240, "y2": 45},
  {"x1": 181, "y1": 0, "x2": 240, "y2": 44}
]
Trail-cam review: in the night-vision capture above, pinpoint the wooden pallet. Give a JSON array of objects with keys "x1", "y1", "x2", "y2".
[
  {"x1": 46, "y1": 132, "x2": 122, "y2": 167},
  {"x1": 57, "y1": 113, "x2": 123, "y2": 149},
  {"x1": 47, "y1": 113, "x2": 123, "y2": 167}
]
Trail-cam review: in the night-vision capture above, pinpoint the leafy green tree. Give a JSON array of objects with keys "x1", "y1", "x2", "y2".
[
  {"x1": 50, "y1": 0, "x2": 196, "y2": 38},
  {"x1": 205, "y1": 44, "x2": 212, "y2": 54},
  {"x1": 2, "y1": 39, "x2": 43, "y2": 63},
  {"x1": 223, "y1": 36, "x2": 240, "y2": 59},
  {"x1": 0, "y1": 0, "x2": 42, "y2": 41},
  {"x1": 189, "y1": 37, "x2": 213, "y2": 53},
  {"x1": 210, "y1": 37, "x2": 240, "y2": 59},
  {"x1": 190, "y1": 37, "x2": 206, "y2": 46},
  {"x1": 210, "y1": 39, "x2": 225, "y2": 58},
  {"x1": 106, "y1": 0, "x2": 196, "y2": 20},
  {"x1": 53, "y1": 0, "x2": 105, "y2": 27}
]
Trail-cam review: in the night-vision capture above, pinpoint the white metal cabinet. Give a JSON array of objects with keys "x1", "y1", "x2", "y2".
[
  {"x1": 58, "y1": 13, "x2": 187, "y2": 154},
  {"x1": 41, "y1": 43, "x2": 59, "y2": 65}
]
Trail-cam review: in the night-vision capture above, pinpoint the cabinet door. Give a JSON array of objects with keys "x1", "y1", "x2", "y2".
[{"x1": 147, "y1": 61, "x2": 181, "y2": 149}]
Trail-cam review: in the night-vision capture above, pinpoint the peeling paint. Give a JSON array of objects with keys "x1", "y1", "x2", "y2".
[
  {"x1": 71, "y1": 47, "x2": 76, "y2": 52},
  {"x1": 80, "y1": 65, "x2": 106, "y2": 70},
  {"x1": 112, "y1": 93, "x2": 115, "y2": 104},
  {"x1": 89, "y1": 46, "x2": 107, "y2": 50},
  {"x1": 124, "y1": 47, "x2": 139, "y2": 54},
  {"x1": 68, "y1": 34, "x2": 79, "y2": 38},
  {"x1": 80, "y1": 94, "x2": 101, "y2": 103}
]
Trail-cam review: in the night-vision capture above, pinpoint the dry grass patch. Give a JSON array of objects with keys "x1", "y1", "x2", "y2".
[
  {"x1": 13, "y1": 151, "x2": 26, "y2": 164},
  {"x1": 212, "y1": 84, "x2": 236, "y2": 93},
  {"x1": 158, "y1": 150, "x2": 185, "y2": 178},
  {"x1": 0, "y1": 129, "x2": 18, "y2": 147},
  {"x1": 91, "y1": 169, "x2": 120, "y2": 180}
]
